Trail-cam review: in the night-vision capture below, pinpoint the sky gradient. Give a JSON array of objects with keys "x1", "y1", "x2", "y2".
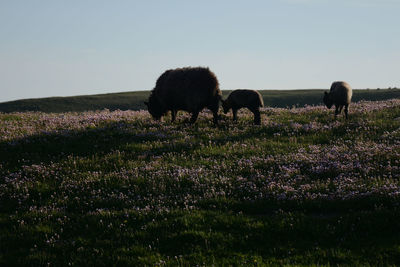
[{"x1": 1, "y1": 0, "x2": 399, "y2": 102}]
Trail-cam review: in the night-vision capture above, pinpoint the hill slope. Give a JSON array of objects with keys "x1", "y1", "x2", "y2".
[{"x1": 0, "y1": 88, "x2": 399, "y2": 113}]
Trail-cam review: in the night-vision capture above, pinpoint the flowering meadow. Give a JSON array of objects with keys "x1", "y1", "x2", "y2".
[{"x1": 1, "y1": 99, "x2": 400, "y2": 266}]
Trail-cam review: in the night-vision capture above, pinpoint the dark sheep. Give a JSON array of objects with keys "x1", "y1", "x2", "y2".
[
  {"x1": 222, "y1": 89, "x2": 264, "y2": 125},
  {"x1": 144, "y1": 67, "x2": 222, "y2": 124},
  {"x1": 323, "y1": 81, "x2": 353, "y2": 119}
]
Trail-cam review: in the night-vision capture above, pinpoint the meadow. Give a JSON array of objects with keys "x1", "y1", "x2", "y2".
[{"x1": 1, "y1": 98, "x2": 400, "y2": 266}]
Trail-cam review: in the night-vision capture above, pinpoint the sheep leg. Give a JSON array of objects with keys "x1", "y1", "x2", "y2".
[
  {"x1": 232, "y1": 108, "x2": 238, "y2": 121},
  {"x1": 344, "y1": 104, "x2": 349, "y2": 119},
  {"x1": 171, "y1": 110, "x2": 177, "y2": 122},
  {"x1": 212, "y1": 110, "x2": 219, "y2": 125},
  {"x1": 251, "y1": 108, "x2": 261, "y2": 125},
  {"x1": 334, "y1": 105, "x2": 340, "y2": 117},
  {"x1": 189, "y1": 111, "x2": 199, "y2": 124},
  {"x1": 207, "y1": 101, "x2": 220, "y2": 125}
]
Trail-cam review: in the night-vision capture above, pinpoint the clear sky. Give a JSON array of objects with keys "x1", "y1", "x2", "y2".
[{"x1": 0, "y1": 0, "x2": 399, "y2": 102}]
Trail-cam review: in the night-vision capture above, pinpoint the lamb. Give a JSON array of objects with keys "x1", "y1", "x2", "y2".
[
  {"x1": 323, "y1": 81, "x2": 353, "y2": 119},
  {"x1": 222, "y1": 89, "x2": 264, "y2": 125},
  {"x1": 144, "y1": 67, "x2": 222, "y2": 124}
]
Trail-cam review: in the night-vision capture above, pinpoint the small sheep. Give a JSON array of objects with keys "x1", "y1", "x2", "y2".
[
  {"x1": 323, "y1": 81, "x2": 352, "y2": 119},
  {"x1": 222, "y1": 89, "x2": 264, "y2": 125}
]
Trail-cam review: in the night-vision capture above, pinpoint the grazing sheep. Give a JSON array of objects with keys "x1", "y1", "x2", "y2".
[
  {"x1": 323, "y1": 81, "x2": 353, "y2": 119},
  {"x1": 222, "y1": 89, "x2": 264, "y2": 125},
  {"x1": 144, "y1": 67, "x2": 222, "y2": 124}
]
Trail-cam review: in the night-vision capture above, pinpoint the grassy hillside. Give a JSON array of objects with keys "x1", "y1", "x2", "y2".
[
  {"x1": 0, "y1": 88, "x2": 399, "y2": 113},
  {"x1": 0, "y1": 91, "x2": 150, "y2": 113},
  {"x1": 1, "y1": 99, "x2": 400, "y2": 265}
]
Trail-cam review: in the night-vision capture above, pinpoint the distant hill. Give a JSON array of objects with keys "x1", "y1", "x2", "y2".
[{"x1": 0, "y1": 88, "x2": 399, "y2": 113}]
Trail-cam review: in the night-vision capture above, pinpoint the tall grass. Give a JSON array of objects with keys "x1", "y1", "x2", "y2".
[{"x1": 1, "y1": 99, "x2": 400, "y2": 265}]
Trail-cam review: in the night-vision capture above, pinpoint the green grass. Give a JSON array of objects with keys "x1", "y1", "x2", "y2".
[
  {"x1": 0, "y1": 88, "x2": 399, "y2": 113},
  {"x1": 1, "y1": 99, "x2": 400, "y2": 265}
]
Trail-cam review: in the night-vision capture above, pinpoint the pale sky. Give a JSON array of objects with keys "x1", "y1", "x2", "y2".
[{"x1": 0, "y1": 0, "x2": 399, "y2": 102}]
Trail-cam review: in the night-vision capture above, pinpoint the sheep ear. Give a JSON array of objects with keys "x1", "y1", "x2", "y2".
[{"x1": 144, "y1": 101, "x2": 149, "y2": 106}]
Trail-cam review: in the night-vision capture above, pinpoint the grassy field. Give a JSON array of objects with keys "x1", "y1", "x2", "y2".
[
  {"x1": 1, "y1": 99, "x2": 400, "y2": 265},
  {"x1": 0, "y1": 88, "x2": 399, "y2": 113}
]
